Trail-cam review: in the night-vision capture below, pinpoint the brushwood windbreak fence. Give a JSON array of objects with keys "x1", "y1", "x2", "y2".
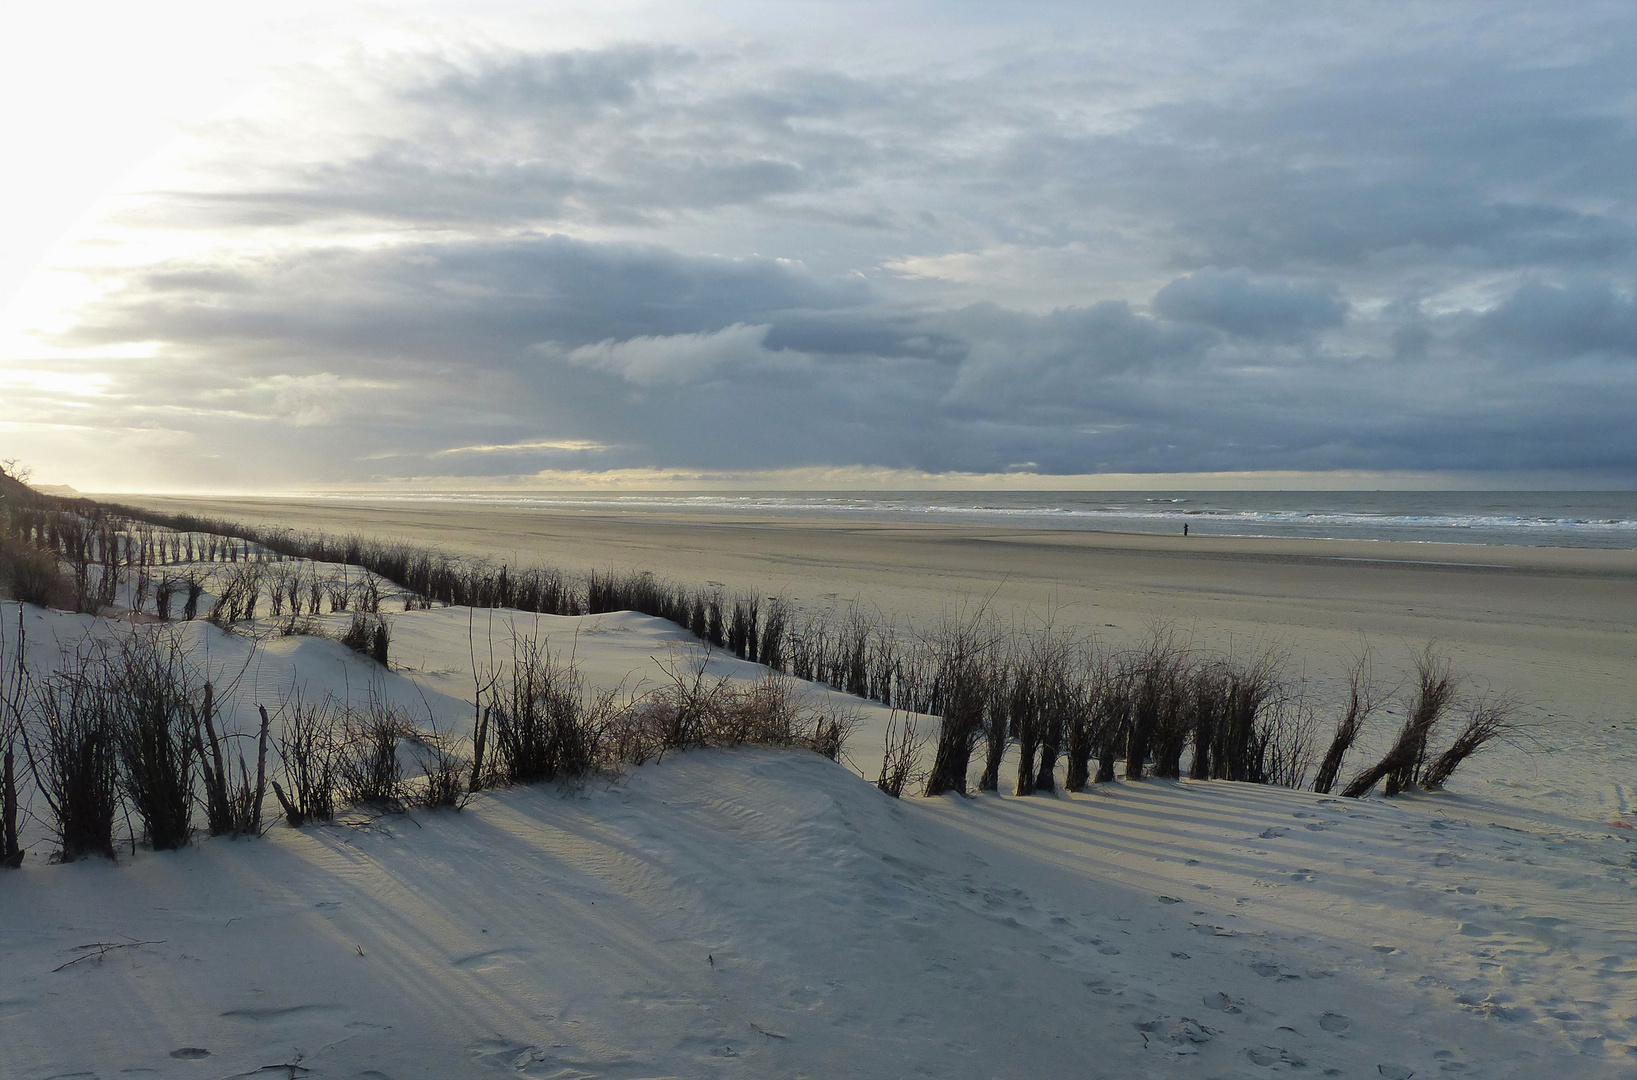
[{"x1": 2, "y1": 481, "x2": 1518, "y2": 821}]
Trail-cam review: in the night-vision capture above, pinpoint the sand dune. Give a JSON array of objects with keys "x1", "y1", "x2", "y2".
[{"x1": 115, "y1": 495, "x2": 1637, "y2": 824}]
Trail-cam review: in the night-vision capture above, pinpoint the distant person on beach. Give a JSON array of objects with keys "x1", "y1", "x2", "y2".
[{"x1": 1183, "y1": 523, "x2": 1189, "y2": 536}]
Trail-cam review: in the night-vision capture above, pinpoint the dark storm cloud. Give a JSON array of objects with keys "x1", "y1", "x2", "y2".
[
  {"x1": 57, "y1": 225, "x2": 1637, "y2": 481},
  {"x1": 1152, "y1": 271, "x2": 1347, "y2": 342},
  {"x1": 73, "y1": 234, "x2": 864, "y2": 367},
  {"x1": 1002, "y1": 27, "x2": 1637, "y2": 274},
  {"x1": 1465, "y1": 280, "x2": 1637, "y2": 362},
  {"x1": 38, "y1": 3, "x2": 1637, "y2": 486}
]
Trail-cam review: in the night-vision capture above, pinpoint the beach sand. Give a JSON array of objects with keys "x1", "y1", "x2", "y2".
[
  {"x1": 6, "y1": 501, "x2": 1634, "y2": 1076},
  {"x1": 7, "y1": 596, "x2": 1636, "y2": 1077},
  {"x1": 115, "y1": 495, "x2": 1636, "y2": 820}
]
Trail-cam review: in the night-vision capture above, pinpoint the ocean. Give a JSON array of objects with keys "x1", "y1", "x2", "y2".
[{"x1": 329, "y1": 490, "x2": 1637, "y2": 549}]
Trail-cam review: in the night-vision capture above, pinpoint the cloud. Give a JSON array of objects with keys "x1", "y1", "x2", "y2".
[
  {"x1": 8, "y1": 4, "x2": 1636, "y2": 489},
  {"x1": 1465, "y1": 280, "x2": 1637, "y2": 361},
  {"x1": 435, "y1": 438, "x2": 615, "y2": 455},
  {"x1": 1152, "y1": 270, "x2": 1347, "y2": 342},
  {"x1": 560, "y1": 323, "x2": 791, "y2": 386},
  {"x1": 67, "y1": 234, "x2": 864, "y2": 368}
]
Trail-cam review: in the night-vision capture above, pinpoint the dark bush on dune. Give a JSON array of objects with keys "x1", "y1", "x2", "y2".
[
  {"x1": 1186, "y1": 665, "x2": 1226, "y2": 780},
  {"x1": 1312, "y1": 651, "x2": 1381, "y2": 795},
  {"x1": 626, "y1": 655, "x2": 859, "y2": 766},
  {"x1": 975, "y1": 649, "x2": 1012, "y2": 793},
  {"x1": 208, "y1": 562, "x2": 262, "y2": 625},
  {"x1": 923, "y1": 617, "x2": 995, "y2": 797},
  {"x1": 1210, "y1": 651, "x2": 1283, "y2": 783},
  {"x1": 1093, "y1": 665, "x2": 1130, "y2": 784},
  {"x1": 411, "y1": 723, "x2": 471, "y2": 811},
  {"x1": 1342, "y1": 647, "x2": 1458, "y2": 798},
  {"x1": 1007, "y1": 629, "x2": 1083, "y2": 794},
  {"x1": 759, "y1": 598, "x2": 789, "y2": 673},
  {"x1": 182, "y1": 572, "x2": 204, "y2": 621},
  {"x1": 1124, "y1": 634, "x2": 1184, "y2": 780},
  {"x1": 727, "y1": 594, "x2": 760, "y2": 663},
  {"x1": 877, "y1": 709, "x2": 927, "y2": 798},
  {"x1": 23, "y1": 643, "x2": 120, "y2": 861},
  {"x1": 2, "y1": 604, "x2": 29, "y2": 867},
  {"x1": 487, "y1": 630, "x2": 598, "y2": 785},
  {"x1": 271, "y1": 696, "x2": 342, "y2": 827},
  {"x1": 153, "y1": 575, "x2": 178, "y2": 621},
  {"x1": 1145, "y1": 657, "x2": 1193, "y2": 781},
  {"x1": 1063, "y1": 653, "x2": 1111, "y2": 792},
  {"x1": 1421, "y1": 695, "x2": 1518, "y2": 790},
  {"x1": 0, "y1": 538, "x2": 73, "y2": 609},
  {"x1": 338, "y1": 694, "x2": 411, "y2": 810},
  {"x1": 341, "y1": 613, "x2": 391, "y2": 667},
  {"x1": 195, "y1": 685, "x2": 271, "y2": 839},
  {"x1": 108, "y1": 632, "x2": 199, "y2": 851}
]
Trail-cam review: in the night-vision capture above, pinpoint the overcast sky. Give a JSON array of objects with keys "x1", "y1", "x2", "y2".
[{"x1": 2, "y1": 1, "x2": 1633, "y2": 492}]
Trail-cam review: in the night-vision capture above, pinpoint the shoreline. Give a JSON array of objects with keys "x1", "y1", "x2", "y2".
[
  {"x1": 105, "y1": 492, "x2": 1636, "y2": 570},
  {"x1": 109, "y1": 496, "x2": 1635, "y2": 708},
  {"x1": 94, "y1": 488, "x2": 1637, "y2": 551}
]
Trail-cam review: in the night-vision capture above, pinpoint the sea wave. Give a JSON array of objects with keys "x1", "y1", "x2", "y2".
[{"x1": 308, "y1": 491, "x2": 1637, "y2": 547}]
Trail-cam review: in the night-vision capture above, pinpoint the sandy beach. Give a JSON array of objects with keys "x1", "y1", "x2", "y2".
[
  {"x1": 117, "y1": 495, "x2": 1636, "y2": 726},
  {"x1": 7, "y1": 491, "x2": 1634, "y2": 1077}
]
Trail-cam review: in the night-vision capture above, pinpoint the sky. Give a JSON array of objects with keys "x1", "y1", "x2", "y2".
[{"x1": 1, "y1": 0, "x2": 1633, "y2": 493}]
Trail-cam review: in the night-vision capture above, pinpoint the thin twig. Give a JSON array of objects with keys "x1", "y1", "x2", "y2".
[{"x1": 52, "y1": 938, "x2": 165, "y2": 972}]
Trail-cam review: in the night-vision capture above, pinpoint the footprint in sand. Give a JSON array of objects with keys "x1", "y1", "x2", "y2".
[
  {"x1": 1205, "y1": 991, "x2": 1241, "y2": 1013},
  {"x1": 1378, "y1": 1065, "x2": 1415, "y2": 1079},
  {"x1": 168, "y1": 1048, "x2": 211, "y2": 1059},
  {"x1": 1248, "y1": 1046, "x2": 1308, "y2": 1067},
  {"x1": 1320, "y1": 1012, "x2": 1351, "y2": 1032}
]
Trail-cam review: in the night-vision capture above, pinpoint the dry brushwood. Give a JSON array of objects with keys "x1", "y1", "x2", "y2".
[
  {"x1": 1062, "y1": 654, "x2": 1105, "y2": 792},
  {"x1": 1421, "y1": 695, "x2": 1519, "y2": 790},
  {"x1": 110, "y1": 632, "x2": 199, "y2": 851},
  {"x1": 1258, "y1": 685, "x2": 1318, "y2": 790},
  {"x1": 488, "y1": 629, "x2": 597, "y2": 782},
  {"x1": 922, "y1": 616, "x2": 995, "y2": 797},
  {"x1": 337, "y1": 695, "x2": 412, "y2": 810},
  {"x1": 196, "y1": 691, "x2": 271, "y2": 837},
  {"x1": 876, "y1": 709, "x2": 927, "y2": 798},
  {"x1": 2, "y1": 603, "x2": 28, "y2": 866},
  {"x1": 1124, "y1": 633, "x2": 1189, "y2": 781},
  {"x1": 1342, "y1": 646, "x2": 1458, "y2": 798},
  {"x1": 51, "y1": 938, "x2": 166, "y2": 972},
  {"x1": 411, "y1": 727, "x2": 472, "y2": 811},
  {"x1": 340, "y1": 613, "x2": 391, "y2": 666},
  {"x1": 271, "y1": 695, "x2": 342, "y2": 826},
  {"x1": 1312, "y1": 650, "x2": 1381, "y2": 795},
  {"x1": 20, "y1": 635, "x2": 124, "y2": 861}
]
